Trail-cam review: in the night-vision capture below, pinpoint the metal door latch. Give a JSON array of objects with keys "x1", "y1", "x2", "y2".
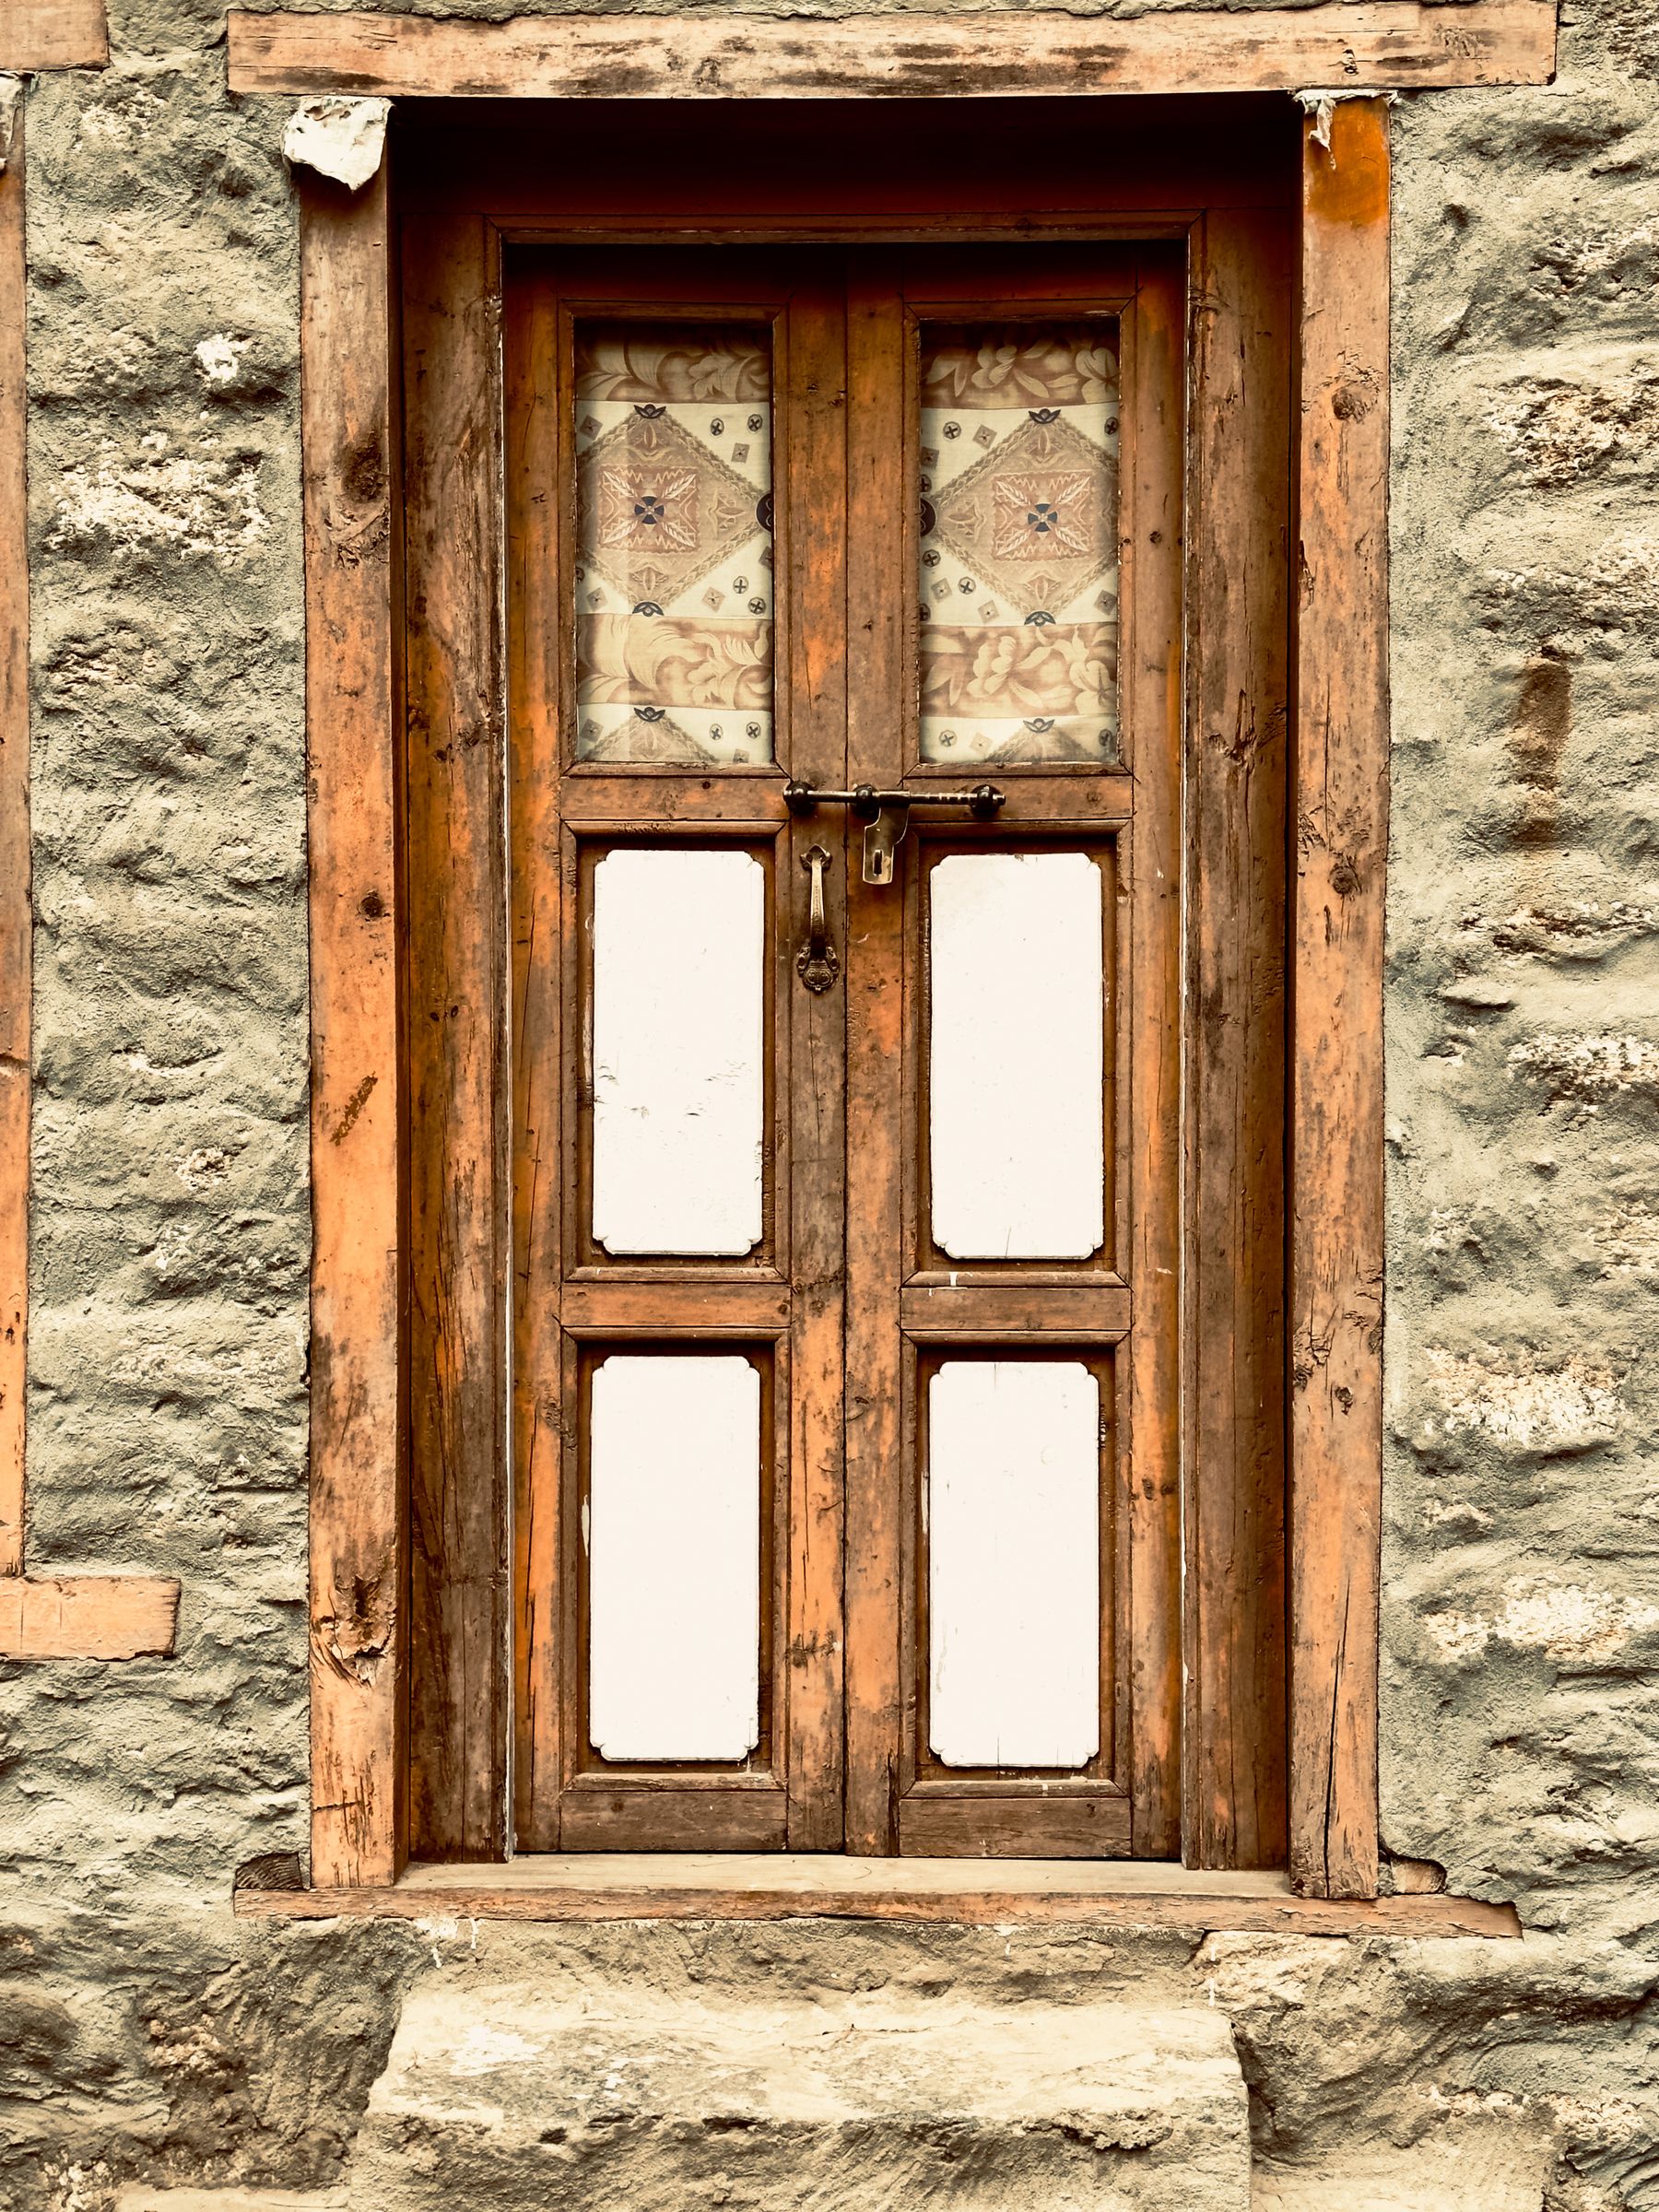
[
  {"x1": 797, "y1": 845, "x2": 839, "y2": 994},
  {"x1": 783, "y1": 781, "x2": 1004, "y2": 886}
]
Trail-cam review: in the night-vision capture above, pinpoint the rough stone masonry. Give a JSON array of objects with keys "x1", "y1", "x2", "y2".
[{"x1": 3, "y1": 0, "x2": 1659, "y2": 2205}]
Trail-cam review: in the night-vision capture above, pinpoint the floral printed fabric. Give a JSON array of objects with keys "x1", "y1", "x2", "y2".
[
  {"x1": 575, "y1": 327, "x2": 774, "y2": 765},
  {"x1": 919, "y1": 327, "x2": 1121, "y2": 766}
]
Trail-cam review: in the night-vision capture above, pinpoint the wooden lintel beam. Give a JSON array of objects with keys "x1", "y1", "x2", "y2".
[
  {"x1": 1, "y1": 2, "x2": 109, "y2": 71},
  {"x1": 228, "y1": 1, "x2": 1556, "y2": 100},
  {"x1": 0, "y1": 1575, "x2": 180, "y2": 1661}
]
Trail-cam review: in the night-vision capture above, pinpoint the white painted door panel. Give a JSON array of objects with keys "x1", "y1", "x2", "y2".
[
  {"x1": 591, "y1": 846, "x2": 766, "y2": 1255},
  {"x1": 929, "y1": 851, "x2": 1105, "y2": 1261},
  {"x1": 927, "y1": 1359, "x2": 1100, "y2": 1770},
  {"x1": 587, "y1": 1353, "x2": 762, "y2": 1763}
]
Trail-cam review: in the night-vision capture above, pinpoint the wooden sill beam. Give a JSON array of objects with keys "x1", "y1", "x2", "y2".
[
  {"x1": 1, "y1": 2, "x2": 109, "y2": 71},
  {"x1": 234, "y1": 1853, "x2": 1522, "y2": 1937},
  {"x1": 227, "y1": 1, "x2": 1557, "y2": 100},
  {"x1": 0, "y1": 1574, "x2": 180, "y2": 1661}
]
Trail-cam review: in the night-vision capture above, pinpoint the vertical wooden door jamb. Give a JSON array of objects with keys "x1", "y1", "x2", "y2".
[
  {"x1": 1288, "y1": 94, "x2": 1390, "y2": 1901},
  {"x1": 302, "y1": 161, "x2": 407, "y2": 1888}
]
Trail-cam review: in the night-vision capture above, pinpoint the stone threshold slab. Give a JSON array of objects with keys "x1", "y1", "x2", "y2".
[{"x1": 234, "y1": 1853, "x2": 1522, "y2": 1936}]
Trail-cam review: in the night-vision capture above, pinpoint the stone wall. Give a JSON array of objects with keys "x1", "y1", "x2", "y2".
[{"x1": 2, "y1": 0, "x2": 1657, "y2": 2205}]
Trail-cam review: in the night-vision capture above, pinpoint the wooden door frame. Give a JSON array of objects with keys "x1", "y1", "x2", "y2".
[{"x1": 296, "y1": 94, "x2": 1387, "y2": 1900}]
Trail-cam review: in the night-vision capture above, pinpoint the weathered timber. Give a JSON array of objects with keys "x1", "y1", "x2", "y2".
[
  {"x1": 228, "y1": 3, "x2": 1556, "y2": 99},
  {"x1": 0, "y1": 1, "x2": 108, "y2": 70},
  {"x1": 233, "y1": 1853, "x2": 1523, "y2": 1936},
  {"x1": 0, "y1": 1576, "x2": 179, "y2": 1662},
  {"x1": 1288, "y1": 97, "x2": 1390, "y2": 1902},
  {"x1": 301, "y1": 166, "x2": 406, "y2": 1888}
]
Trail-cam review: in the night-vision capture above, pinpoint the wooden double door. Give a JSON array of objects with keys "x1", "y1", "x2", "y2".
[{"x1": 431, "y1": 241, "x2": 1184, "y2": 1858}]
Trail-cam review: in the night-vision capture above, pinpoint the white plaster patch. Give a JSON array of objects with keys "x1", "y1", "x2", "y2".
[
  {"x1": 1507, "y1": 1031, "x2": 1659, "y2": 1101},
  {"x1": 282, "y1": 97, "x2": 390, "y2": 192},
  {"x1": 49, "y1": 433, "x2": 268, "y2": 565},
  {"x1": 77, "y1": 86, "x2": 167, "y2": 150},
  {"x1": 1420, "y1": 1349, "x2": 1621, "y2": 1455},
  {"x1": 195, "y1": 334, "x2": 251, "y2": 389},
  {"x1": 449, "y1": 2024, "x2": 545, "y2": 2078},
  {"x1": 1425, "y1": 1579, "x2": 1659, "y2": 1665},
  {"x1": 0, "y1": 76, "x2": 22, "y2": 176}
]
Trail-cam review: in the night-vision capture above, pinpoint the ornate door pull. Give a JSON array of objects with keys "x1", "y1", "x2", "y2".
[{"x1": 797, "y1": 845, "x2": 839, "y2": 994}]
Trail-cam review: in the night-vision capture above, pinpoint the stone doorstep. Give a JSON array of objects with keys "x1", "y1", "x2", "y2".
[
  {"x1": 114, "y1": 2194, "x2": 348, "y2": 2212},
  {"x1": 346, "y1": 1985, "x2": 1252, "y2": 2212}
]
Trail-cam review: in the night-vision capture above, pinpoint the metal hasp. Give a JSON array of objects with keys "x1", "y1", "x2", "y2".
[
  {"x1": 797, "y1": 845, "x2": 839, "y2": 994},
  {"x1": 782, "y1": 780, "x2": 1005, "y2": 886}
]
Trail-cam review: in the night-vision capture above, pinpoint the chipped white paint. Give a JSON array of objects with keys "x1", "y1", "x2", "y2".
[
  {"x1": 0, "y1": 77, "x2": 21, "y2": 176},
  {"x1": 1420, "y1": 1349, "x2": 1621, "y2": 1454},
  {"x1": 929, "y1": 852, "x2": 1104, "y2": 1261},
  {"x1": 280, "y1": 96, "x2": 390, "y2": 192},
  {"x1": 1425, "y1": 1580, "x2": 1659, "y2": 1665},
  {"x1": 588, "y1": 1355, "x2": 760, "y2": 1763},
  {"x1": 48, "y1": 433, "x2": 268, "y2": 565},
  {"x1": 591, "y1": 847, "x2": 765, "y2": 1256},
  {"x1": 928, "y1": 1360, "x2": 1100, "y2": 1770}
]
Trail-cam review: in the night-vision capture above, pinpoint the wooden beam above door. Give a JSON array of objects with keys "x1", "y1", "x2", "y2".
[
  {"x1": 0, "y1": 1, "x2": 108, "y2": 71},
  {"x1": 227, "y1": 1, "x2": 1556, "y2": 100}
]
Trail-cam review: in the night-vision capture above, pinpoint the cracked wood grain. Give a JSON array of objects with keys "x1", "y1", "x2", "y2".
[
  {"x1": 302, "y1": 164, "x2": 405, "y2": 1886},
  {"x1": 227, "y1": 2, "x2": 1556, "y2": 100},
  {"x1": 1288, "y1": 97, "x2": 1390, "y2": 1902}
]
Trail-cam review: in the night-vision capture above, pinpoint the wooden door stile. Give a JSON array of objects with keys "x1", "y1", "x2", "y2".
[
  {"x1": 403, "y1": 208, "x2": 512, "y2": 1862},
  {"x1": 841, "y1": 253, "x2": 909, "y2": 1856},
  {"x1": 782, "y1": 272, "x2": 851, "y2": 1852},
  {"x1": 1182, "y1": 204, "x2": 1293, "y2": 1871},
  {"x1": 1120, "y1": 247, "x2": 1185, "y2": 1859}
]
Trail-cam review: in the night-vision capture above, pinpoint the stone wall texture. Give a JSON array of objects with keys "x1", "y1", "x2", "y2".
[{"x1": 2, "y1": 0, "x2": 1657, "y2": 2206}]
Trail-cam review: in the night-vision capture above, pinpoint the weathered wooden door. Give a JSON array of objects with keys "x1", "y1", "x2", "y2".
[{"x1": 502, "y1": 241, "x2": 1182, "y2": 1856}]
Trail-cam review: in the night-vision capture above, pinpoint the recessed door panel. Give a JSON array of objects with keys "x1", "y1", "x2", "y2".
[
  {"x1": 927, "y1": 849, "x2": 1106, "y2": 1264},
  {"x1": 590, "y1": 845, "x2": 767, "y2": 1258},
  {"x1": 926, "y1": 1359, "x2": 1101, "y2": 1770},
  {"x1": 587, "y1": 1352, "x2": 763, "y2": 1762}
]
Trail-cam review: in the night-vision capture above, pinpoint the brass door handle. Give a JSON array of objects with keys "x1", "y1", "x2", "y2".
[{"x1": 797, "y1": 845, "x2": 839, "y2": 994}]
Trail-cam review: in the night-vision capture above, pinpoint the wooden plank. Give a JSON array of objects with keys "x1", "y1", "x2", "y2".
[
  {"x1": 900, "y1": 1284, "x2": 1131, "y2": 1339},
  {"x1": 0, "y1": 1, "x2": 108, "y2": 70},
  {"x1": 1123, "y1": 250, "x2": 1186, "y2": 1861},
  {"x1": 301, "y1": 166, "x2": 406, "y2": 1888},
  {"x1": 402, "y1": 211, "x2": 509, "y2": 1863},
  {"x1": 505, "y1": 265, "x2": 563, "y2": 1852},
  {"x1": 1182, "y1": 205, "x2": 1293, "y2": 1869},
  {"x1": 841, "y1": 258, "x2": 906, "y2": 1856},
  {"x1": 233, "y1": 1853, "x2": 1523, "y2": 1938},
  {"x1": 229, "y1": 3, "x2": 1557, "y2": 99},
  {"x1": 782, "y1": 280, "x2": 849, "y2": 1853},
  {"x1": 899, "y1": 1794, "x2": 1131, "y2": 1860},
  {"x1": 0, "y1": 1575, "x2": 178, "y2": 1661},
  {"x1": 0, "y1": 102, "x2": 26, "y2": 1581},
  {"x1": 1288, "y1": 97, "x2": 1390, "y2": 1902}
]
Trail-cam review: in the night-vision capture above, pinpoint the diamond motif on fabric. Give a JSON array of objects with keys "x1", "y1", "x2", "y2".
[
  {"x1": 929, "y1": 416, "x2": 1114, "y2": 618},
  {"x1": 581, "y1": 413, "x2": 761, "y2": 607}
]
